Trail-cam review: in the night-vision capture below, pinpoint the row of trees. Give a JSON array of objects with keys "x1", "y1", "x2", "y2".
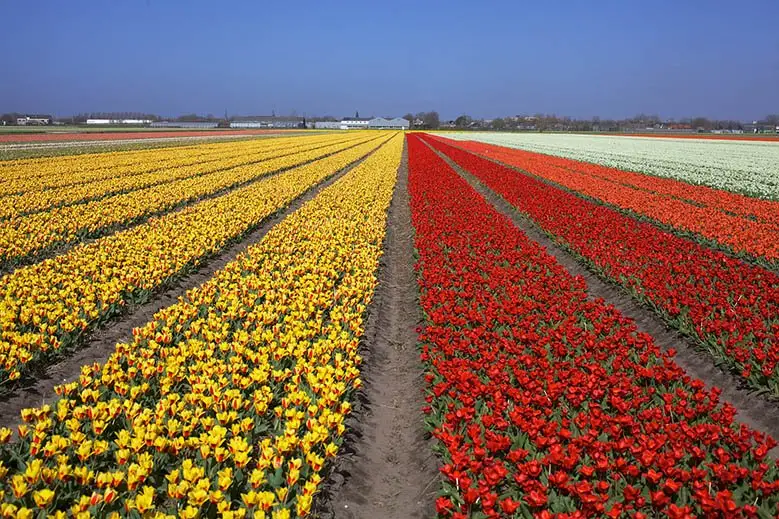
[
  {"x1": 431, "y1": 113, "x2": 779, "y2": 132},
  {"x1": 401, "y1": 111, "x2": 440, "y2": 129},
  {"x1": 4, "y1": 110, "x2": 777, "y2": 131}
]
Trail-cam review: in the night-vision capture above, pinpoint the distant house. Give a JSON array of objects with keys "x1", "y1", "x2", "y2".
[
  {"x1": 666, "y1": 123, "x2": 693, "y2": 131},
  {"x1": 339, "y1": 117, "x2": 372, "y2": 130},
  {"x1": 314, "y1": 121, "x2": 341, "y2": 129},
  {"x1": 230, "y1": 116, "x2": 305, "y2": 129},
  {"x1": 16, "y1": 115, "x2": 51, "y2": 125}
]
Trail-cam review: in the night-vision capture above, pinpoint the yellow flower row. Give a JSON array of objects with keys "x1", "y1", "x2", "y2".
[
  {"x1": 0, "y1": 134, "x2": 355, "y2": 220},
  {"x1": 0, "y1": 137, "x2": 293, "y2": 195},
  {"x1": 0, "y1": 133, "x2": 378, "y2": 266},
  {"x1": 0, "y1": 133, "x2": 393, "y2": 385},
  {"x1": 0, "y1": 132, "x2": 403, "y2": 517}
]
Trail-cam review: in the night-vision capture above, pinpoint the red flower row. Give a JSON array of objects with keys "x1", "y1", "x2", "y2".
[
  {"x1": 420, "y1": 134, "x2": 779, "y2": 396},
  {"x1": 406, "y1": 133, "x2": 778, "y2": 518},
  {"x1": 442, "y1": 137, "x2": 779, "y2": 261}
]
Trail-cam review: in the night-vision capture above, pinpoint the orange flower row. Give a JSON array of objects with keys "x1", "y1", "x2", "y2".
[{"x1": 444, "y1": 138, "x2": 779, "y2": 261}]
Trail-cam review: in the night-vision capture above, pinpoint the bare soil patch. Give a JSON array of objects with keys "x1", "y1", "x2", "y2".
[{"x1": 317, "y1": 143, "x2": 438, "y2": 519}]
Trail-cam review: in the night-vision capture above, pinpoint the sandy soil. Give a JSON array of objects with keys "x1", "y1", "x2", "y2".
[{"x1": 317, "y1": 143, "x2": 439, "y2": 519}]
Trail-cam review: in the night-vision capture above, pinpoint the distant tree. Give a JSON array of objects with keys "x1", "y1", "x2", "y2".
[
  {"x1": 0, "y1": 113, "x2": 19, "y2": 125},
  {"x1": 491, "y1": 118, "x2": 506, "y2": 130},
  {"x1": 691, "y1": 117, "x2": 712, "y2": 130},
  {"x1": 402, "y1": 113, "x2": 414, "y2": 124},
  {"x1": 176, "y1": 113, "x2": 202, "y2": 122},
  {"x1": 422, "y1": 111, "x2": 440, "y2": 129},
  {"x1": 455, "y1": 115, "x2": 472, "y2": 128},
  {"x1": 762, "y1": 114, "x2": 779, "y2": 126}
]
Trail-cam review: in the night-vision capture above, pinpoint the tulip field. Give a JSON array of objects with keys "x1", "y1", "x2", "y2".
[
  {"x1": 409, "y1": 134, "x2": 778, "y2": 518},
  {"x1": 441, "y1": 132, "x2": 779, "y2": 200},
  {"x1": 0, "y1": 130, "x2": 777, "y2": 517}
]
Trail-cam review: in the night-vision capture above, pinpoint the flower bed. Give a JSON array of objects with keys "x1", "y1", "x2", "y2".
[
  {"x1": 0, "y1": 135, "x2": 390, "y2": 385},
  {"x1": 408, "y1": 134, "x2": 778, "y2": 518},
  {"x1": 422, "y1": 135, "x2": 779, "y2": 396},
  {"x1": 432, "y1": 135, "x2": 779, "y2": 262},
  {"x1": 0, "y1": 134, "x2": 403, "y2": 517}
]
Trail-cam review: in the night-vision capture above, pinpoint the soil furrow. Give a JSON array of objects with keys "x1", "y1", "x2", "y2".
[
  {"x1": 0, "y1": 140, "x2": 387, "y2": 430},
  {"x1": 425, "y1": 139, "x2": 779, "y2": 460},
  {"x1": 318, "y1": 142, "x2": 438, "y2": 519}
]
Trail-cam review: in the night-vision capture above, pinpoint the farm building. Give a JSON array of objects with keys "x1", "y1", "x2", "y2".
[
  {"x1": 340, "y1": 117, "x2": 372, "y2": 130},
  {"x1": 86, "y1": 118, "x2": 153, "y2": 125},
  {"x1": 150, "y1": 121, "x2": 219, "y2": 128},
  {"x1": 230, "y1": 116, "x2": 305, "y2": 129},
  {"x1": 368, "y1": 117, "x2": 410, "y2": 130},
  {"x1": 337, "y1": 117, "x2": 410, "y2": 130},
  {"x1": 16, "y1": 115, "x2": 52, "y2": 125},
  {"x1": 314, "y1": 121, "x2": 341, "y2": 129}
]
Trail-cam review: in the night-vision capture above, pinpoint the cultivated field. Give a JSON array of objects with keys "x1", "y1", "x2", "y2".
[
  {"x1": 0, "y1": 131, "x2": 776, "y2": 518},
  {"x1": 0, "y1": 129, "x2": 285, "y2": 144},
  {"x1": 442, "y1": 132, "x2": 779, "y2": 199}
]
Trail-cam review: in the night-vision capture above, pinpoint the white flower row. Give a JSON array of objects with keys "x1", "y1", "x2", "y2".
[{"x1": 438, "y1": 132, "x2": 779, "y2": 200}]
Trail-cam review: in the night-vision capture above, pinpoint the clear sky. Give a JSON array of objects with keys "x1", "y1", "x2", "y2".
[{"x1": 1, "y1": 0, "x2": 777, "y2": 120}]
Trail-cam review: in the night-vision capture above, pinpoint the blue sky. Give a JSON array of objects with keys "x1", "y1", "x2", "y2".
[{"x1": 1, "y1": 0, "x2": 777, "y2": 120}]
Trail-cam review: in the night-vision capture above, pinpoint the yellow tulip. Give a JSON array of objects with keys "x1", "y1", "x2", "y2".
[
  {"x1": 0, "y1": 133, "x2": 403, "y2": 515},
  {"x1": 134, "y1": 486, "x2": 155, "y2": 514},
  {"x1": 32, "y1": 488, "x2": 55, "y2": 508}
]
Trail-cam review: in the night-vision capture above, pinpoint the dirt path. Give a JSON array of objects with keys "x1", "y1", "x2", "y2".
[
  {"x1": 0, "y1": 144, "x2": 385, "y2": 430},
  {"x1": 425, "y1": 141, "x2": 779, "y2": 459},
  {"x1": 318, "y1": 144, "x2": 438, "y2": 519}
]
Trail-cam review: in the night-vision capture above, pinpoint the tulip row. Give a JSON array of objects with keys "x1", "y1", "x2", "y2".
[
  {"x1": 407, "y1": 134, "x2": 779, "y2": 518},
  {"x1": 0, "y1": 133, "x2": 378, "y2": 268},
  {"x1": 0, "y1": 134, "x2": 393, "y2": 386},
  {"x1": 439, "y1": 132, "x2": 779, "y2": 200},
  {"x1": 0, "y1": 134, "x2": 354, "y2": 220},
  {"x1": 0, "y1": 132, "x2": 402, "y2": 518},
  {"x1": 421, "y1": 135, "x2": 779, "y2": 396},
  {"x1": 0, "y1": 141, "x2": 230, "y2": 194},
  {"x1": 436, "y1": 137, "x2": 779, "y2": 262},
  {"x1": 0, "y1": 136, "x2": 295, "y2": 194}
]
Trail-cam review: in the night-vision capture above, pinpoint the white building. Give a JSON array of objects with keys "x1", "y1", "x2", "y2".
[
  {"x1": 230, "y1": 116, "x2": 305, "y2": 129},
  {"x1": 86, "y1": 119, "x2": 152, "y2": 125},
  {"x1": 314, "y1": 121, "x2": 341, "y2": 129},
  {"x1": 339, "y1": 117, "x2": 372, "y2": 130},
  {"x1": 337, "y1": 117, "x2": 410, "y2": 130},
  {"x1": 368, "y1": 117, "x2": 410, "y2": 130},
  {"x1": 17, "y1": 116, "x2": 51, "y2": 125}
]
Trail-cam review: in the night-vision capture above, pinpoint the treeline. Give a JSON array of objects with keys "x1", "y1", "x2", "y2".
[{"x1": 435, "y1": 113, "x2": 779, "y2": 132}]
